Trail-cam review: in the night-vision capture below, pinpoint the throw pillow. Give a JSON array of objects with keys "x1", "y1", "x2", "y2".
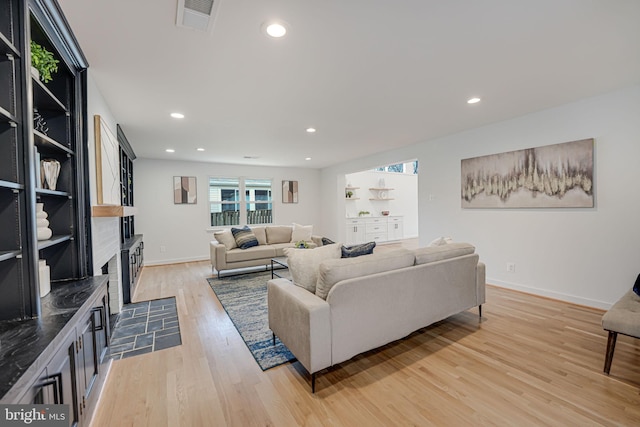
[
  {"x1": 213, "y1": 230, "x2": 237, "y2": 250},
  {"x1": 283, "y1": 243, "x2": 342, "y2": 293},
  {"x1": 321, "y1": 237, "x2": 335, "y2": 246},
  {"x1": 428, "y1": 236, "x2": 453, "y2": 247},
  {"x1": 291, "y1": 223, "x2": 313, "y2": 243},
  {"x1": 231, "y1": 226, "x2": 259, "y2": 249},
  {"x1": 633, "y1": 274, "x2": 640, "y2": 297},
  {"x1": 341, "y1": 241, "x2": 376, "y2": 258},
  {"x1": 266, "y1": 226, "x2": 292, "y2": 244},
  {"x1": 251, "y1": 226, "x2": 267, "y2": 245}
]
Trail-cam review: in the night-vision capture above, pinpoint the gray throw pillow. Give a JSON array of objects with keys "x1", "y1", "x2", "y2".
[{"x1": 341, "y1": 241, "x2": 376, "y2": 258}]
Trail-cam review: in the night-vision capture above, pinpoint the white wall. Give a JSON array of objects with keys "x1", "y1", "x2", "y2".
[
  {"x1": 345, "y1": 170, "x2": 418, "y2": 238},
  {"x1": 134, "y1": 159, "x2": 322, "y2": 265},
  {"x1": 322, "y1": 85, "x2": 640, "y2": 309},
  {"x1": 86, "y1": 71, "x2": 123, "y2": 311}
]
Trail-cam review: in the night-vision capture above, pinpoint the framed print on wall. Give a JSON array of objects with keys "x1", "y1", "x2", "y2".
[
  {"x1": 282, "y1": 180, "x2": 298, "y2": 203},
  {"x1": 174, "y1": 176, "x2": 197, "y2": 204}
]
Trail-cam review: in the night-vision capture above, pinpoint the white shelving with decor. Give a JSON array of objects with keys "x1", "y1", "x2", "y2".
[
  {"x1": 345, "y1": 186, "x2": 360, "y2": 200},
  {"x1": 369, "y1": 187, "x2": 394, "y2": 200}
]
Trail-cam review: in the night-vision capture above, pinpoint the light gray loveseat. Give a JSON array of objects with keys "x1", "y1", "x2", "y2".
[
  {"x1": 267, "y1": 243, "x2": 485, "y2": 391},
  {"x1": 210, "y1": 225, "x2": 322, "y2": 277}
]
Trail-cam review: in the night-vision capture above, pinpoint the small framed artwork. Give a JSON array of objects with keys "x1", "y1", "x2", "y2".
[
  {"x1": 174, "y1": 176, "x2": 197, "y2": 204},
  {"x1": 282, "y1": 180, "x2": 298, "y2": 203}
]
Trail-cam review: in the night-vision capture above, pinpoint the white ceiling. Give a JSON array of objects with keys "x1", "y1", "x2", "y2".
[{"x1": 57, "y1": 0, "x2": 640, "y2": 169}]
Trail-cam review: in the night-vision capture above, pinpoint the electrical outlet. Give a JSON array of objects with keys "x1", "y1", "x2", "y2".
[
  {"x1": 160, "y1": 245, "x2": 166, "y2": 253},
  {"x1": 506, "y1": 263, "x2": 515, "y2": 273}
]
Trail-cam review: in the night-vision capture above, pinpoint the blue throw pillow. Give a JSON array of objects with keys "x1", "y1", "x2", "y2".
[
  {"x1": 341, "y1": 241, "x2": 376, "y2": 258},
  {"x1": 231, "y1": 226, "x2": 259, "y2": 249},
  {"x1": 321, "y1": 237, "x2": 335, "y2": 245},
  {"x1": 633, "y1": 273, "x2": 640, "y2": 297}
]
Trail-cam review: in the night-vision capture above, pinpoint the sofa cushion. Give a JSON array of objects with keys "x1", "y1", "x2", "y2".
[
  {"x1": 414, "y1": 242, "x2": 475, "y2": 265},
  {"x1": 231, "y1": 226, "x2": 259, "y2": 249},
  {"x1": 226, "y1": 245, "x2": 276, "y2": 263},
  {"x1": 316, "y1": 248, "x2": 415, "y2": 300},
  {"x1": 214, "y1": 230, "x2": 237, "y2": 250},
  {"x1": 251, "y1": 226, "x2": 268, "y2": 245},
  {"x1": 291, "y1": 223, "x2": 313, "y2": 243},
  {"x1": 284, "y1": 244, "x2": 342, "y2": 293},
  {"x1": 266, "y1": 226, "x2": 293, "y2": 244},
  {"x1": 341, "y1": 241, "x2": 376, "y2": 258}
]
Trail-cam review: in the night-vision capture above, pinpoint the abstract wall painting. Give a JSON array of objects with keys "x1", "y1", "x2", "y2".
[
  {"x1": 282, "y1": 180, "x2": 298, "y2": 203},
  {"x1": 174, "y1": 176, "x2": 197, "y2": 204},
  {"x1": 461, "y1": 138, "x2": 594, "y2": 208}
]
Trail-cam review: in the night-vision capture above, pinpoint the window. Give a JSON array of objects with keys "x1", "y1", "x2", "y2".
[
  {"x1": 387, "y1": 163, "x2": 404, "y2": 173},
  {"x1": 209, "y1": 177, "x2": 272, "y2": 226},
  {"x1": 245, "y1": 179, "x2": 272, "y2": 225}
]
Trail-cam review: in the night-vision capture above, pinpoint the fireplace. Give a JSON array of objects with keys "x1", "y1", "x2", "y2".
[{"x1": 101, "y1": 253, "x2": 123, "y2": 315}]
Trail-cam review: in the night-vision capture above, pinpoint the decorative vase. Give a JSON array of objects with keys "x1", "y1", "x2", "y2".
[
  {"x1": 36, "y1": 203, "x2": 52, "y2": 241},
  {"x1": 41, "y1": 159, "x2": 60, "y2": 190},
  {"x1": 378, "y1": 177, "x2": 385, "y2": 188}
]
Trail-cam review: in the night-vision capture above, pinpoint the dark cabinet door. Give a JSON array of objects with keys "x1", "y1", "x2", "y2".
[{"x1": 46, "y1": 330, "x2": 80, "y2": 427}]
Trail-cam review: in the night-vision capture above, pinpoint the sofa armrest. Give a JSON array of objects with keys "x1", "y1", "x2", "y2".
[
  {"x1": 210, "y1": 241, "x2": 228, "y2": 272},
  {"x1": 267, "y1": 278, "x2": 331, "y2": 374},
  {"x1": 477, "y1": 261, "x2": 486, "y2": 306}
]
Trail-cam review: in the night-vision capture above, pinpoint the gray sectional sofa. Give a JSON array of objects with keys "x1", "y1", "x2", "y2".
[{"x1": 267, "y1": 242, "x2": 485, "y2": 391}]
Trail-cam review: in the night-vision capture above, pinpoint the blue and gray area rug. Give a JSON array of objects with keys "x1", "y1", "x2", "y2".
[{"x1": 207, "y1": 272, "x2": 296, "y2": 370}]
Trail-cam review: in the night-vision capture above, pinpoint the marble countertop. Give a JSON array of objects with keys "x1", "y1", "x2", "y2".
[{"x1": 0, "y1": 275, "x2": 109, "y2": 401}]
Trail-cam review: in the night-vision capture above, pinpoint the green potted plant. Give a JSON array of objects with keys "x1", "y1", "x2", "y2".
[
  {"x1": 346, "y1": 190, "x2": 353, "y2": 198},
  {"x1": 30, "y1": 41, "x2": 59, "y2": 83}
]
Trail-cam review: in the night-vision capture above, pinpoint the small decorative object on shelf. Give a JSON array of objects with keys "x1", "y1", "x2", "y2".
[
  {"x1": 36, "y1": 203, "x2": 53, "y2": 240},
  {"x1": 295, "y1": 240, "x2": 310, "y2": 249},
  {"x1": 30, "y1": 40, "x2": 59, "y2": 83},
  {"x1": 38, "y1": 260, "x2": 51, "y2": 297},
  {"x1": 33, "y1": 109, "x2": 49, "y2": 134},
  {"x1": 382, "y1": 211, "x2": 390, "y2": 216},
  {"x1": 358, "y1": 210, "x2": 370, "y2": 217},
  {"x1": 41, "y1": 159, "x2": 61, "y2": 190},
  {"x1": 378, "y1": 177, "x2": 386, "y2": 188},
  {"x1": 346, "y1": 190, "x2": 353, "y2": 198}
]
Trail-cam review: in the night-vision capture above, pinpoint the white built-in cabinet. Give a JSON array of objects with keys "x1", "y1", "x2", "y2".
[{"x1": 345, "y1": 216, "x2": 403, "y2": 245}]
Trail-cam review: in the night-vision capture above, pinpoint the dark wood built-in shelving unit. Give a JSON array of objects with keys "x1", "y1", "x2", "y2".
[{"x1": 1, "y1": 1, "x2": 109, "y2": 423}]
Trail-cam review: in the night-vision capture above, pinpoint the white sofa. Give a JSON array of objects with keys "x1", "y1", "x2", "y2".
[
  {"x1": 267, "y1": 243, "x2": 485, "y2": 391},
  {"x1": 210, "y1": 225, "x2": 322, "y2": 277}
]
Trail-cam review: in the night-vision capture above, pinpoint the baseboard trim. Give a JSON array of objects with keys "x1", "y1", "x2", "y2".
[
  {"x1": 144, "y1": 256, "x2": 210, "y2": 266},
  {"x1": 488, "y1": 278, "x2": 612, "y2": 310}
]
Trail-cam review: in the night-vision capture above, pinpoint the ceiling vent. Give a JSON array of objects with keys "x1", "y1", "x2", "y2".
[{"x1": 176, "y1": 0, "x2": 219, "y2": 32}]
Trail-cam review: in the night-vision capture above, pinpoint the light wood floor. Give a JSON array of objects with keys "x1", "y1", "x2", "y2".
[{"x1": 91, "y1": 244, "x2": 640, "y2": 426}]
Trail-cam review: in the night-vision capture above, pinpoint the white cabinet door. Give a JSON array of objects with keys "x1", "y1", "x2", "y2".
[
  {"x1": 345, "y1": 219, "x2": 366, "y2": 245},
  {"x1": 387, "y1": 217, "x2": 403, "y2": 240}
]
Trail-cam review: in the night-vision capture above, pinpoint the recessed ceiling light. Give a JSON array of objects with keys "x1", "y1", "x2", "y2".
[
  {"x1": 166, "y1": 149, "x2": 175, "y2": 153},
  {"x1": 170, "y1": 112, "x2": 185, "y2": 119},
  {"x1": 197, "y1": 148, "x2": 205, "y2": 151},
  {"x1": 467, "y1": 97, "x2": 481, "y2": 104},
  {"x1": 306, "y1": 128, "x2": 316, "y2": 133},
  {"x1": 264, "y1": 22, "x2": 287, "y2": 38},
  {"x1": 305, "y1": 157, "x2": 311, "y2": 161}
]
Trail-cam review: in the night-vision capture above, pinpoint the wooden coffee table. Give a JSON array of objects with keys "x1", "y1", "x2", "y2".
[{"x1": 271, "y1": 257, "x2": 290, "y2": 280}]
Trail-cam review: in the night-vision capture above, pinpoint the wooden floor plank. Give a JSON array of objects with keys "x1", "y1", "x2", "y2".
[{"x1": 90, "y1": 254, "x2": 640, "y2": 426}]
